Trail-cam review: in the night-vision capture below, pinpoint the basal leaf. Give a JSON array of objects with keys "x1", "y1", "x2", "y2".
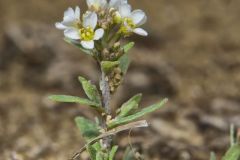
[
  {"x1": 64, "y1": 38, "x2": 93, "y2": 55},
  {"x1": 123, "y1": 42, "x2": 135, "y2": 53},
  {"x1": 117, "y1": 93, "x2": 142, "y2": 118},
  {"x1": 119, "y1": 54, "x2": 130, "y2": 74},
  {"x1": 48, "y1": 95, "x2": 100, "y2": 108},
  {"x1": 109, "y1": 146, "x2": 118, "y2": 160},
  {"x1": 78, "y1": 76, "x2": 102, "y2": 106},
  {"x1": 75, "y1": 117, "x2": 100, "y2": 141},
  {"x1": 222, "y1": 145, "x2": 240, "y2": 160},
  {"x1": 101, "y1": 61, "x2": 120, "y2": 74},
  {"x1": 108, "y1": 98, "x2": 168, "y2": 129}
]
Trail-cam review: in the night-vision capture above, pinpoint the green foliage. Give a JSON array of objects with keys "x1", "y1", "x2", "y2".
[
  {"x1": 64, "y1": 38, "x2": 93, "y2": 55},
  {"x1": 48, "y1": 95, "x2": 100, "y2": 108},
  {"x1": 117, "y1": 94, "x2": 142, "y2": 118},
  {"x1": 101, "y1": 61, "x2": 120, "y2": 74},
  {"x1": 108, "y1": 98, "x2": 168, "y2": 129},
  {"x1": 75, "y1": 116, "x2": 100, "y2": 141},
  {"x1": 96, "y1": 152, "x2": 104, "y2": 160},
  {"x1": 230, "y1": 124, "x2": 236, "y2": 147},
  {"x1": 87, "y1": 142, "x2": 102, "y2": 160},
  {"x1": 222, "y1": 145, "x2": 240, "y2": 160},
  {"x1": 87, "y1": 145, "x2": 98, "y2": 160},
  {"x1": 123, "y1": 147, "x2": 135, "y2": 160},
  {"x1": 210, "y1": 152, "x2": 216, "y2": 160},
  {"x1": 78, "y1": 76, "x2": 102, "y2": 105},
  {"x1": 123, "y1": 42, "x2": 135, "y2": 53},
  {"x1": 109, "y1": 146, "x2": 118, "y2": 160},
  {"x1": 119, "y1": 54, "x2": 130, "y2": 74}
]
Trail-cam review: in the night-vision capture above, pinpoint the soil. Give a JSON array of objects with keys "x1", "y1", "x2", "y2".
[{"x1": 0, "y1": 0, "x2": 240, "y2": 160}]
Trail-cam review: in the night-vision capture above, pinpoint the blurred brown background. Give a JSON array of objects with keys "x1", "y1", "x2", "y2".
[{"x1": 0, "y1": 0, "x2": 240, "y2": 159}]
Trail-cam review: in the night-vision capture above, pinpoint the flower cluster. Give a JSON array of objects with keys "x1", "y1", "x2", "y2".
[{"x1": 55, "y1": 0, "x2": 147, "y2": 50}]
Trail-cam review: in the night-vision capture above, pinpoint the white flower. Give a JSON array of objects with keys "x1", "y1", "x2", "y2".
[
  {"x1": 109, "y1": 0, "x2": 128, "y2": 9},
  {"x1": 118, "y1": 4, "x2": 148, "y2": 36},
  {"x1": 63, "y1": 12, "x2": 104, "y2": 49},
  {"x1": 55, "y1": 6, "x2": 81, "y2": 30},
  {"x1": 87, "y1": 0, "x2": 107, "y2": 11}
]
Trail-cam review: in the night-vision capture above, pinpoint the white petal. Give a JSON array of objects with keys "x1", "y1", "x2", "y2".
[
  {"x1": 109, "y1": 0, "x2": 128, "y2": 8},
  {"x1": 118, "y1": 4, "x2": 131, "y2": 18},
  {"x1": 75, "y1": 6, "x2": 80, "y2": 19},
  {"x1": 133, "y1": 28, "x2": 148, "y2": 36},
  {"x1": 94, "y1": 28, "x2": 104, "y2": 40},
  {"x1": 100, "y1": 0, "x2": 107, "y2": 8},
  {"x1": 109, "y1": 0, "x2": 118, "y2": 7},
  {"x1": 130, "y1": 10, "x2": 147, "y2": 26},
  {"x1": 87, "y1": 0, "x2": 95, "y2": 8},
  {"x1": 64, "y1": 7, "x2": 75, "y2": 21},
  {"x1": 64, "y1": 28, "x2": 80, "y2": 40},
  {"x1": 81, "y1": 40, "x2": 94, "y2": 49},
  {"x1": 83, "y1": 12, "x2": 98, "y2": 29},
  {"x1": 55, "y1": 22, "x2": 67, "y2": 30}
]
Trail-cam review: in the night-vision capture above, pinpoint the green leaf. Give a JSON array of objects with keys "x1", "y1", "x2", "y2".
[
  {"x1": 75, "y1": 117, "x2": 100, "y2": 141},
  {"x1": 64, "y1": 38, "x2": 92, "y2": 55},
  {"x1": 230, "y1": 124, "x2": 236, "y2": 146},
  {"x1": 222, "y1": 145, "x2": 240, "y2": 160},
  {"x1": 108, "y1": 98, "x2": 168, "y2": 129},
  {"x1": 117, "y1": 94, "x2": 142, "y2": 118},
  {"x1": 48, "y1": 95, "x2": 100, "y2": 107},
  {"x1": 78, "y1": 76, "x2": 102, "y2": 105},
  {"x1": 210, "y1": 152, "x2": 216, "y2": 160},
  {"x1": 86, "y1": 142, "x2": 102, "y2": 160},
  {"x1": 118, "y1": 42, "x2": 134, "y2": 74},
  {"x1": 123, "y1": 42, "x2": 135, "y2": 53},
  {"x1": 109, "y1": 146, "x2": 118, "y2": 160},
  {"x1": 123, "y1": 147, "x2": 135, "y2": 160},
  {"x1": 119, "y1": 54, "x2": 130, "y2": 74},
  {"x1": 101, "y1": 61, "x2": 120, "y2": 74},
  {"x1": 96, "y1": 152, "x2": 104, "y2": 160},
  {"x1": 87, "y1": 145, "x2": 97, "y2": 160}
]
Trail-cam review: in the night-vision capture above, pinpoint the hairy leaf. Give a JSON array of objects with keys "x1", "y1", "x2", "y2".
[
  {"x1": 123, "y1": 42, "x2": 135, "y2": 53},
  {"x1": 75, "y1": 117, "x2": 100, "y2": 141},
  {"x1": 64, "y1": 38, "x2": 93, "y2": 55},
  {"x1": 101, "y1": 61, "x2": 120, "y2": 74},
  {"x1": 48, "y1": 95, "x2": 100, "y2": 107},
  {"x1": 117, "y1": 94, "x2": 142, "y2": 118},
  {"x1": 119, "y1": 54, "x2": 130, "y2": 74},
  {"x1": 109, "y1": 146, "x2": 118, "y2": 160},
  {"x1": 108, "y1": 98, "x2": 168, "y2": 128},
  {"x1": 222, "y1": 145, "x2": 240, "y2": 160},
  {"x1": 78, "y1": 76, "x2": 102, "y2": 105}
]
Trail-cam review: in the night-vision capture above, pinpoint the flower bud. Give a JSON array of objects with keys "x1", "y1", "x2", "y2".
[
  {"x1": 113, "y1": 41, "x2": 121, "y2": 49},
  {"x1": 113, "y1": 11, "x2": 122, "y2": 24}
]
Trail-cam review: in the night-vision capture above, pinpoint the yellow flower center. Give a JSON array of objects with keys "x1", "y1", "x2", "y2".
[
  {"x1": 119, "y1": 18, "x2": 136, "y2": 35},
  {"x1": 80, "y1": 26, "x2": 94, "y2": 41},
  {"x1": 125, "y1": 18, "x2": 136, "y2": 28}
]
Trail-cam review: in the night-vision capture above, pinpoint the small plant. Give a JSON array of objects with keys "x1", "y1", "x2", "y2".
[
  {"x1": 210, "y1": 125, "x2": 240, "y2": 160},
  {"x1": 50, "y1": 0, "x2": 168, "y2": 159}
]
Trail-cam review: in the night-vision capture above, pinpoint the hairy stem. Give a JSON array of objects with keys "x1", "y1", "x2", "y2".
[
  {"x1": 101, "y1": 71, "x2": 111, "y2": 115},
  {"x1": 100, "y1": 68, "x2": 112, "y2": 149}
]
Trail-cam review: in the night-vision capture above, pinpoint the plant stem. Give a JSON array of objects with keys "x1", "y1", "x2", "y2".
[
  {"x1": 101, "y1": 71, "x2": 111, "y2": 115},
  {"x1": 100, "y1": 68, "x2": 112, "y2": 149}
]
